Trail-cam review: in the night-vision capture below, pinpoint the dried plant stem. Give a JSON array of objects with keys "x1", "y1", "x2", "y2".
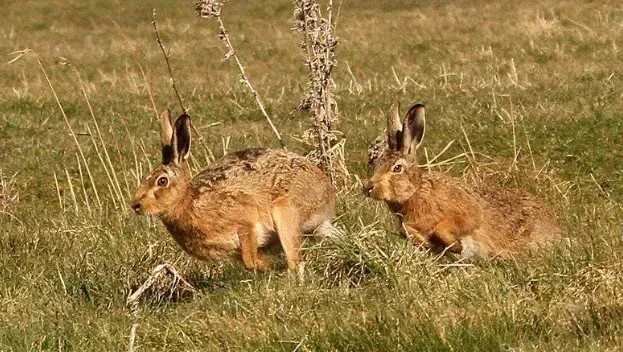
[
  {"x1": 139, "y1": 64, "x2": 160, "y2": 125},
  {"x1": 76, "y1": 153, "x2": 91, "y2": 213},
  {"x1": 53, "y1": 172, "x2": 63, "y2": 212},
  {"x1": 126, "y1": 263, "x2": 195, "y2": 305},
  {"x1": 152, "y1": 10, "x2": 185, "y2": 113},
  {"x1": 127, "y1": 317, "x2": 139, "y2": 352},
  {"x1": 126, "y1": 263, "x2": 195, "y2": 351},
  {"x1": 298, "y1": 1, "x2": 328, "y2": 159},
  {"x1": 30, "y1": 50, "x2": 103, "y2": 210},
  {"x1": 119, "y1": 119, "x2": 141, "y2": 196},
  {"x1": 215, "y1": 17, "x2": 285, "y2": 148},
  {"x1": 64, "y1": 167, "x2": 78, "y2": 213},
  {"x1": 85, "y1": 123, "x2": 122, "y2": 207},
  {"x1": 112, "y1": 21, "x2": 161, "y2": 123},
  {"x1": 114, "y1": 21, "x2": 214, "y2": 165},
  {"x1": 425, "y1": 140, "x2": 456, "y2": 166},
  {"x1": 293, "y1": 0, "x2": 348, "y2": 185},
  {"x1": 75, "y1": 71, "x2": 125, "y2": 208},
  {"x1": 195, "y1": 2, "x2": 285, "y2": 148},
  {"x1": 152, "y1": 10, "x2": 221, "y2": 160},
  {"x1": 107, "y1": 182, "x2": 119, "y2": 210}
]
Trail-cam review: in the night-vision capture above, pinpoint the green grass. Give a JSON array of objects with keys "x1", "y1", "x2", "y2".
[{"x1": 1, "y1": 0, "x2": 623, "y2": 351}]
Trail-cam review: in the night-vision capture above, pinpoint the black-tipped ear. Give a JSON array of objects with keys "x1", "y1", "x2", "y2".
[
  {"x1": 401, "y1": 103, "x2": 425, "y2": 155},
  {"x1": 160, "y1": 109, "x2": 174, "y2": 164},
  {"x1": 171, "y1": 114, "x2": 192, "y2": 165},
  {"x1": 387, "y1": 102, "x2": 403, "y2": 150}
]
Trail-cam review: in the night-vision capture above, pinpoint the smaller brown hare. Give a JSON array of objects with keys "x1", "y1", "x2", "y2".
[
  {"x1": 364, "y1": 103, "x2": 563, "y2": 259},
  {"x1": 131, "y1": 110, "x2": 335, "y2": 271}
]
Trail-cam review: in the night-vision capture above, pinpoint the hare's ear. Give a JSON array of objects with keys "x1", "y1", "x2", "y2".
[
  {"x1": 171, "y1": 114, "x2": 192, "y2": 165},
  {"x1": 160, "y1": 109, "x2": 174, "y2": 164},
  {"x1": 387, "y1": 102, "x2": 403, "y2": 150},
  {"x1": 401, "y1": 103, "x2": 425, "y2": 155}
]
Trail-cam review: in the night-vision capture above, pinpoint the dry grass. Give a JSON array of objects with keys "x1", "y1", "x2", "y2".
[{"x1": 1, "y1": 0, "x2": 622, "y2": 351}]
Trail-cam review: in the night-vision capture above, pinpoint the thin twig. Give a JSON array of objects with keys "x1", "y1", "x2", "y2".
[
  {"x1": 127, "y1": 317, "x2": 139, "y2": 352},
  {"x1": 26, "y1": 50, "x2": 105, "y2": 211},
  {"x1": 53, "y1": 172, "x2": 63, "y2": 212},
  {"x1": 152, "y1": 10, "x2": 186, "y2": 113},
  {"x1": 195, "y1": 2, "x2": 285, "y2": 148},
  {"x1": 64, "y1": 167, "x2": 78, "y2": 213},
  {"x1": 216, "y1": 17, "x2": 285, "y2": 148},
  {"x1": 152, "y1": 9, "x2": 222, "y2": 160}
]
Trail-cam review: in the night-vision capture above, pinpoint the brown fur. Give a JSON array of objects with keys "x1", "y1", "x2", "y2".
[
  {"x1": 132, "y1": 110, "x2": 335, "y2": 271},
  {"x1": 364, "y1": 103, "x2": 563, "y2": 259}
]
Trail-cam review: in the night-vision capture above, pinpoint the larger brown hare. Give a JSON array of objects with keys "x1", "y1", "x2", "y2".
[
  {"x1": 131, "y1": 110, "x2": 335, "y2": 271},
  {"x1": 364, "y1": 103, "x2": 562, "y2": 259}
]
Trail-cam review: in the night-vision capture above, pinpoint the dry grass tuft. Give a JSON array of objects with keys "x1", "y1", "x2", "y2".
[
  {"x1": 127, "y1": 263, "x2": 196, "y2": 307},
  {"x1": 0, "y1": 170, "x2": 19, "y2": 214}
]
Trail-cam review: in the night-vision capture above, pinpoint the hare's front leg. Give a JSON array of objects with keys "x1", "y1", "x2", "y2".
[
  {"x1": 238, "y1": 225, "x2": 271, "y2": 270},
  {"x1": 430, "y1": 220, "x2": 463, "y2": 254},
  {"x1": 400, "y1": 223, "x2": 430, "y2": 247}
]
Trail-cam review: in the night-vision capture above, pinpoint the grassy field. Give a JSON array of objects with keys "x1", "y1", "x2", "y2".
[{"x1": 1, "y1": 0, "x2": 623, "y2": 350}]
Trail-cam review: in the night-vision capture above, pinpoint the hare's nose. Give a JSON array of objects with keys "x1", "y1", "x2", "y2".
[
  {"x1": 130, "y1": 201, "x2": 142, "y2": 213},
  {"x1": 363, "y1": 183, "x2": 375, "y2": 197}
]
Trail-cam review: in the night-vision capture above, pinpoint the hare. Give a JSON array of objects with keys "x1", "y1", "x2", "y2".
[
  {"x1": 364, "y1": 103, "x2": 562, "y2": 258},
  {"x1": 131, "y1": 110, "x2": 335, "y2": 271}
]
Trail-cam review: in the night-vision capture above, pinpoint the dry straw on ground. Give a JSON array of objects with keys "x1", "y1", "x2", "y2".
[
  {"x1": 126, "y1": 264, "x2": 196, "y2": 352},
  {"x1": 0, "y1": 170, "x2": 19, "y2": 217}
]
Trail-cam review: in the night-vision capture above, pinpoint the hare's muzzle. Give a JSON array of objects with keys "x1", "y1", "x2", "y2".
[
  {"x1": 130, "y1": 200, "x2": 143, "y2": 214},
  {"x1": 363, "y1": 182, "x2": 375, "y2": 197}
]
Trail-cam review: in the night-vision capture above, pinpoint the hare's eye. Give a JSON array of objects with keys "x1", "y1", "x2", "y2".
[
  {"x1": 157, "y1": 176, "x2": 168, "y2": 187},
  {"x1": 392, "y1": 164, "x2": 403, "y2": 173}
]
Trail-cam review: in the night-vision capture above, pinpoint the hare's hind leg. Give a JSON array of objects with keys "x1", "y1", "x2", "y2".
[
  {"x1": 271, "y1": 196, "x2": 303, "y2": 271},
  {"x1": 431, "y1": 220, "x2": 463, "y2": 254}
]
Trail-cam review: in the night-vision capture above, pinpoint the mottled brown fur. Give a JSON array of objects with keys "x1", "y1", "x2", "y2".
[
  {"x1": 364, "y1": 103, "x2": 563, "y2": 259},
  {"x1": 132, "y1": 110, "x2": 335, "y2": 271}
]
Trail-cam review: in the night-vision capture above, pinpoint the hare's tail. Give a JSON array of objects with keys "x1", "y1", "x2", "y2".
[{"x1": 307, "y1": 220, "x2": 340, "y2": 239}]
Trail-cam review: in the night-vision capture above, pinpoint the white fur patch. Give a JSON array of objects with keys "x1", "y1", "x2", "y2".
[
  {"x1": 255, "y1": 222, "x2": 274, "y2": 247},
  {"x1": 460, "y1": 236, "x2": 486, "y2": 259},
  {"x1": 230, "y1": 235, "x2": 241, "y2": 248},
  {"x1": 311, "y1": 220, "x2": 339, "y2": 238}
]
